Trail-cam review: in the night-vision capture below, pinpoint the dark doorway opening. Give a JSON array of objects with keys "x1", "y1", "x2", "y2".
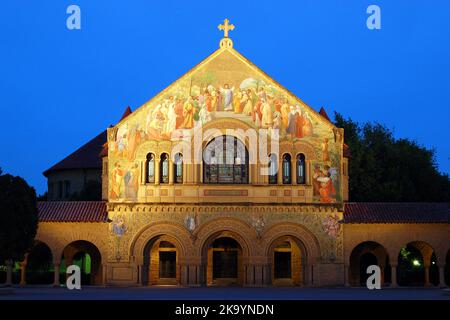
[
  {"x1": 212, "y1": 237, "x2": 239, "y2": 279},
  {"x1": 274, "y1": 252, "x2": 292, "y2": 279},
  {"x1": 159, "y1": 251, "x2": 176, "y2": 278},
  {"x1": 359, "y1": 253, "x2": 378, "y2": 286}
]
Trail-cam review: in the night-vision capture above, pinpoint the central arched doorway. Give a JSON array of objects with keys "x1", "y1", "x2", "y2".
[
  {"x1": 269, "y1": 236, "x2": 305, "y2": 286},
  {"x1": 60, "y1": 240, "x2": 102, "y2": 286},
  {"x1": 206, "y1": 236, "x2": 244, "y2": 286},
  {"x1": 142, "y1": 236, "x2": 179, "y2": 285}
]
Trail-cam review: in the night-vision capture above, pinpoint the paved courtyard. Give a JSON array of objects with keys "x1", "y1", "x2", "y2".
[{"x1": 1, "y1": 286, "x2": 449, "y2": 300}]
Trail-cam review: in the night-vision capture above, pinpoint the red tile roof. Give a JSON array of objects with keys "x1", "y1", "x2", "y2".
[
  {"x1": 344, "y1": 202, "x2": 450, "y2": 224},
  {"x1": 43, "y1": 131, "x2": 107, "y2": 176},
  {"x1": 38, "y1": 201, "x2": 108, "y2": 222}
]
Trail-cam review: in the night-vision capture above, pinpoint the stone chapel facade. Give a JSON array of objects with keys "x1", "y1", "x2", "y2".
[{"x1": 27, "y1": 21, "x2": 450, "y2": 288}]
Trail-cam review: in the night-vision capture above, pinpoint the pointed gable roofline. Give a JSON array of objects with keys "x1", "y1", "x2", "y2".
[
  {"x1": 44, "y1": 106, "x2": 133, "y2": 174},
  {"x1": 120, "y1": 106, "x2": 132, "y2": 120},
  {"x1": 113, "y1": 45, "x2": 340, "y2": 131},
  {"x1": 100, "y1": 106, "x2": 133, "y2": 157},
  {"x1": 43, "y1": 130, "x2": 106, "y2": 177},
  {"x1": 319, "y1": 107, "x2": 332, "y2": 122}
]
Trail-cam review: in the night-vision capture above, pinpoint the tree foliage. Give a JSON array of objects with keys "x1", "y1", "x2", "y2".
[
  {"x1": 334, "y1": 113, "x2": 450, "y2": 202},
  {"x1": 0, "y1": 169, "x2": 39, "y2": 263}
]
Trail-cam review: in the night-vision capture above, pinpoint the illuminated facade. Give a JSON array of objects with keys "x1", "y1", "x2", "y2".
[{"x1": 25, "y1": 21, "x2": 450, "y2": 288}]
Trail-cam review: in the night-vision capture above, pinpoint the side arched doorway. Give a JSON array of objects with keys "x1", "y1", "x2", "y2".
[
  {"x1": 60, "y1": 240, "x2": 102, "y2": 286},
  {"x1": 26, "y1": 241, "x2": 54, "y2": 284},
  {"x1": 141, "y1": 236, "x2": 180, "y2": 285},
  {"x1": 349, "y1": 241, "x2": 391, "y2": 287},
  {"x1": 269, "y1": 236, "x2": 305, "y2": 286},
  {"x1": 397, "y1": 241, "x2": 438, "y2": 287}
]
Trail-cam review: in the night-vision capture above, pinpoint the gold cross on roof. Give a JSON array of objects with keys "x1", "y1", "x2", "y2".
[{"x1": 218, "y1": 19, "x2": 235, "y2": 38}]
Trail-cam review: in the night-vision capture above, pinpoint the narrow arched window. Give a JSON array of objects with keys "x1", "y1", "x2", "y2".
[
  {"x1": 160, "y1": 153, "x2": 169, "y2": 183},
  {"x1": 282, "y1": 154, "x2": 291, "y2": 184},
  {"x1": 174, "y1": 153, "x2": 183, "y2": 184},
  {"x1": 269, "y1": 153, "x2": 278, "y2": 184},
  {"x1": 146, "y1": 153, "x2": 155, "y2": 183},
  {"x1": 296, "y1": 153, "x2": 306, "y2": 184}
]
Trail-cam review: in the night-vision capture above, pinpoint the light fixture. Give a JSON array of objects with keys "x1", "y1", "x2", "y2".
[{"x1": 413, "y1": 259, "x2": 420, "y2": 267}]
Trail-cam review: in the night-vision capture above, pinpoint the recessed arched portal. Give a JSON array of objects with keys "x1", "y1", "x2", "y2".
[
  {"x1": 269, "y1": 236, "x2": 305, "y2": 286},
  {"x1": 202, "y1": 234, "x2": 245, "y2": 286},
  {"x1": 397, "y1": 241, "x2": 438, "y2": 287},
  {"x1": 26, "y1": 241, "x2": 53, "y2": 284},
  {"x1": 142, "y1": 236, "x2": 180, "y2": 285},
  {"x1": 349, "y1": 241, "x2": 391, "y2": 287},
  {"x1": 60, "y1": 240, "x2": 102, "y2": 285}
]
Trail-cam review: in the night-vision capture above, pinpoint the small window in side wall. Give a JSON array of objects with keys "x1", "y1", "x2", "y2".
[
  {"x1": 160, "y1": 153, "x2": 169, "y2": 184},
  {"x1": 146, "y1": 153, "x2": 155, "y2": 183},
  {"x1": 64, "y1": 180, "x2": 71, "y2": 198},
  {"x1": 48, "y1": 183, "x2": 54, "y2": 200},
  {"x1": 296, "y1": 154, "x2": 306, "y2": 184},
  {"x1": 268, "y1": 153, "x2": 278, "y2": 184},
  {"x1": 58, "y1": 181, "x2": 63, "y2": 199},
  {"x1": 282, "y1": 154, "x2": 291, "y2": 184},
  {"x1": 174, "y1": 153, "x2": 183, "y2": 183}
]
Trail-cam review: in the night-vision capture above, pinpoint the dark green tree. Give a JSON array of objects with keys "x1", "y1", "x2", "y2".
[
  {"x1": 334, "y1": 113, "x2": 450, "y2": 202},
  {"x1": 0, "y1": 168, "x2": 39, "y2": 286}
]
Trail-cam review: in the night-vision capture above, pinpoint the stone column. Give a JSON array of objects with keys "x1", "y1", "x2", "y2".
[
  {"x1": 263, "y1": 264, "x2": 271, "y2": 286},
  {"x1": 197, "y1": 264, "x2": 205, "y2": 286},
  {"x1": 291, "y1": 156, "x2": 297, "y2": 185},
  {"x1": 19, "y1": 261, "x2": 27, "y2": 286},
  {"x1": 390, "y1": 264, "x2": 397, "y2": 288},
  {"x1": 245, "y1": 264, "x2": 255, "y2": 287},
  {"x1": 379, "y1": 263, "x2": 386, "y2": 287},
  {"x1": 168, "y1": 158, "x2": 174, "y2": 185},
  {"x1": 192, "y1": 163, "x2": 198, "y2": 184},
  {"x1": 438, "y1": 264, "x2": 446, "y2": 288},
  {"x1": 102, "y1": 264, "x2": 107, "y2": 286},
  {"x1": 180, "y1": 264, "x2": 188, "y2": 286},
  {"x1": 424, "y1": 266, "x2": 431, "y2": 287},
  {"x1": 53, "y1": 263, "x2": 60, "y2": 287},
  {"x1": 155, "y1": 158, "x2": 160, "y2": 184},
  {"x1": 253, "y1": 264, "x2": 264, "y2": 287},
  {"x1": 5, "y1": 259, "x2": 13, "y2": 287},
  {"x1": 277, "y1": 159, "x2": 283, "y2": 185},
  {"x1": 344, "y1": 264, "x2": 350, "y2": 287}
]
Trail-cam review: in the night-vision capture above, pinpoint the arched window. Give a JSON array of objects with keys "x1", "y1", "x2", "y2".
[
  {"x1": 174, "y1": 153, "x2": 183, "y2": 184},
  {"x1": 203, "y1": 136, "x2": 248, "y2": 184},
  {"x1": 282, "y1": 154, "x2": 291, "y2": 184},
  {"x1": 160, "y1": 153, "x2": 169, "y2": 183},
  {"x1": 296, "y1": 153, "x2": 306, "y2": 184},
  {"x1": 146, "y1": 153, "x2": 155, "y2": 183},
  {"x1": 269, "y1": 153, "x2": 278, "y2": 184}
]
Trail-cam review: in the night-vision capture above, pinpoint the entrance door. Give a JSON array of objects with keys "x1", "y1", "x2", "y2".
[
  {"x1": 212, "y1": 237, "x2": 240, "y2": 285},
  {"x1": 159, "y1": 251, "x2": 176, "y2": 278},
  {"x1": 274, "y1": 252, "x2": 291, "y2": 279}
]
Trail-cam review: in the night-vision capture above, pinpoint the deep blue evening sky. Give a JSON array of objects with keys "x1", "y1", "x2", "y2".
[{"x1": 0, "y1": 1, "x2": 449, "y2": 195}]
